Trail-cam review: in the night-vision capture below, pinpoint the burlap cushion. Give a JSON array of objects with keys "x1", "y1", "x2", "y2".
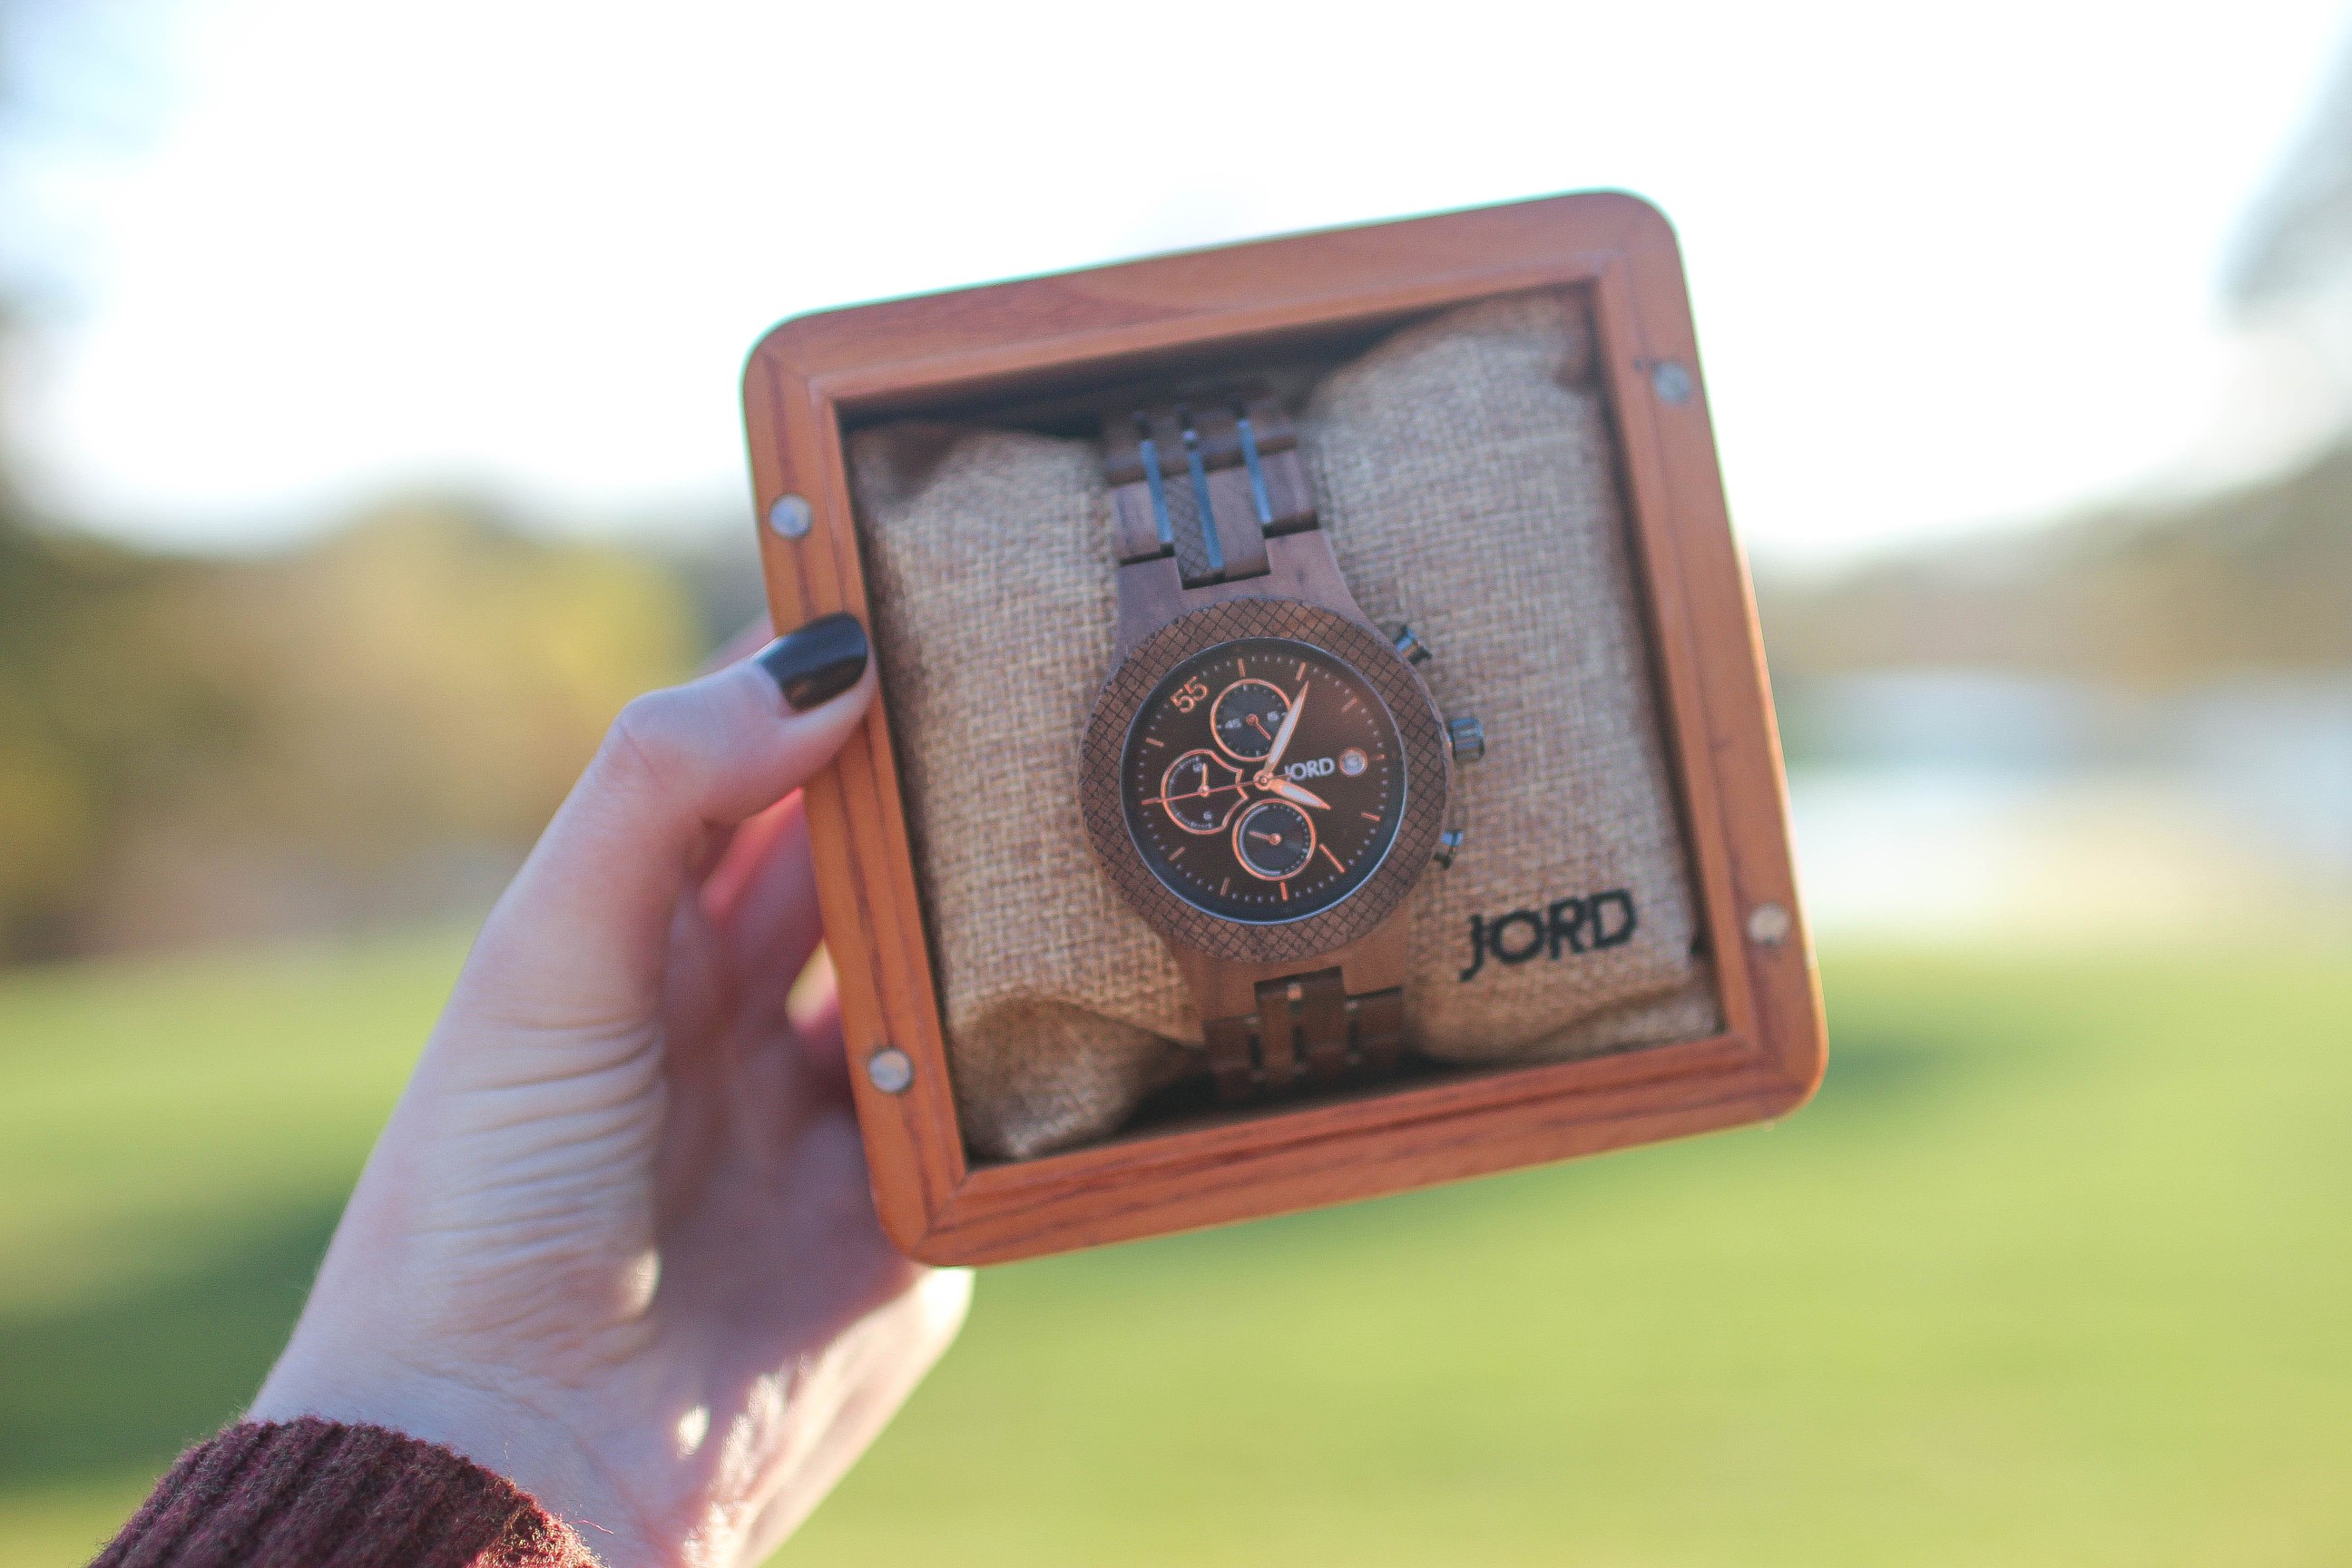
[{"x1": 850, "y1": 291, "x2": 1721, "y2": 1161}]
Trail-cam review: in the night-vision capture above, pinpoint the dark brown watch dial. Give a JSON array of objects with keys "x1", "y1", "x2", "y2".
[{"x1": 1122, "y1": 636, "x2": 1405, "y2": 923}]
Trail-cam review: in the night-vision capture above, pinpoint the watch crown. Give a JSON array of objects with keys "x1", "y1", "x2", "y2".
[
  {"x1": 1391, "y1": 624, "x2": 1433, "y2": 665},
  {"x1": 1434, "y1": 828, "x2": 1465, "y2": 868},
  {"x1": 1446, "y1": 715, "x2": 1486, "y2": 762}
]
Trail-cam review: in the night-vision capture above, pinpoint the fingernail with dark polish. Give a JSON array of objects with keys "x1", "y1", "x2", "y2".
[{"x1": 758, "y1": 612, "x2": 869, "y2": 711}]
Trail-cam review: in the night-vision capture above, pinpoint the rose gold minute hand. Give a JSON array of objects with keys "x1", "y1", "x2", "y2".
[{"x1": 1259, "y1": 683, "x2": 1306, "y2": 777}]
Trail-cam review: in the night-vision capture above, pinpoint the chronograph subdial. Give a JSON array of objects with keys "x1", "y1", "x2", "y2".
[
  {"x1": 1210, "y1": 678, "x2": 1291, "y2": 761},
  {"x1": 1231, "y1": 799, "x2": 1317, "y2": 882},
  {"x1": 1152, "y1": 749, "x2": 1245, "y2": 834}
]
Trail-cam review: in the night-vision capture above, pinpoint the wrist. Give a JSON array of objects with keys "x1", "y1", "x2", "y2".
[{"x1": 251, "y1": 1350, "x2": 663, "y2": 1567}]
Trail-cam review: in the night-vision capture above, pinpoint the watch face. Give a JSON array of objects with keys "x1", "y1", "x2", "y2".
[{"x1": 1122, "y1": 636, "x2": 1406, "y2": 924}]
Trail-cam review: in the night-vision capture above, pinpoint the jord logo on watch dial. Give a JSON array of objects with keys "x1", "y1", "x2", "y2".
[{"x1": 1122, "y1": 636, "x2": 1406, "y2": 925}]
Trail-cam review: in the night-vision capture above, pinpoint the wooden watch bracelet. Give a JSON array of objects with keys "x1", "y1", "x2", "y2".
[
  {"x1": 1200, "y1": 971, "x2": 1407, "y2": 1101},
  {"x1": 1102, "y1": 397, "x2": 1317, "y2": 587},
  {"x1": 1104, "y1": 397, "x2": 1408, "y2": 1102}
]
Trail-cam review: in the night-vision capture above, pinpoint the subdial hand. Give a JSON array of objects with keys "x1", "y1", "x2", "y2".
[{"x1": 1265, "y1": 778, "x2": 1330, "y2": 810}]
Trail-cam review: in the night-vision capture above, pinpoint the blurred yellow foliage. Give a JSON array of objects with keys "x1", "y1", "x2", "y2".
[{"x1": 0, "y1": 499, "x2": 696, "y2": 960}]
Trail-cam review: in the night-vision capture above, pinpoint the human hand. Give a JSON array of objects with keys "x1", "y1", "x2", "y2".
[{"x1": 250, "y1": 612, "x2": 969, "y2": 1567}]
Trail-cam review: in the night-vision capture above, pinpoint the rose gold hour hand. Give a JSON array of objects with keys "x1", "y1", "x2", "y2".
[{"x1": 1266, "y1": 778, "x2": 1330, "y2": 810}]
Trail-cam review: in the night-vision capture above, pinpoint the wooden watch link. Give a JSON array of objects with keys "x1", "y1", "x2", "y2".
[{"x1": 1077, "y1": 397, "x2": 1483, "y2": 1102}]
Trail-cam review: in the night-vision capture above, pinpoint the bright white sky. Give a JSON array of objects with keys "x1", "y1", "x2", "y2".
[{"x1": 5, "y1": 0, "x2": 2349, "y2": 562}]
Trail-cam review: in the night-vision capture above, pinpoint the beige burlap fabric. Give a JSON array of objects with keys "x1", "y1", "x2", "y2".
[{"x1": 849, "y1": 291, "x2": 1720, "y2": 1161}]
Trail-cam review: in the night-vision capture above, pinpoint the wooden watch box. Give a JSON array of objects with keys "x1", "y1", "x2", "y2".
[{"x1": 741, "y1": 192, "x2": 1825, "y2": 1265}]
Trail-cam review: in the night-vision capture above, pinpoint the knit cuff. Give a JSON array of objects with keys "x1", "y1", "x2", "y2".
[{"x1": 95, "y1": 1417, "x2": 598, "y2": 1568}]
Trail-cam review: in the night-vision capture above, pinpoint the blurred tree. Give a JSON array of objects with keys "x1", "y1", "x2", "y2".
[
  {"x1": 0, "y1": 472, "x2": 695, "y2": 960},
  {"x1": 0, "y1": 300, "x2": 231, "y2": 956},
  {"x1": 0, "y1": 5, "x2": 693, "y2": 964},
  {"x1": 1759, "y1": 446, "x2": 2352, "y2": 689},
  {"x1": 0, "y1": 476, "x2": 140, "y2": 956},
  {"x1": 1762, "y1": 42, "x2": 2352, "y2": 693},
  {"x1": 78, "y1": 500, "x2": 696, "y2": 953}
]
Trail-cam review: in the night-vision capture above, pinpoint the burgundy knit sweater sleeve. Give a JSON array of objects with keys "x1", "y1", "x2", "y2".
[{"x1": 94, "y1": 1418, "x2": 600, "y2": 1568}]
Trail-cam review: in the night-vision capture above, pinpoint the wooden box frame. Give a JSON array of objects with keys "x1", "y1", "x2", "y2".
[{"x1": 742, "y1": 192, "x2": 1824, "y2": 1265}]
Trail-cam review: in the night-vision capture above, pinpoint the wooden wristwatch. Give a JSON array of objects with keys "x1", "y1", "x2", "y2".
[{"x1": 1078, "y1": 397, "x2": 1480, "y2": 1101}]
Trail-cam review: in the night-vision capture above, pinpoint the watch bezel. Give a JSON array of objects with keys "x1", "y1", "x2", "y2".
[{"x1": 1080, "y1": 597, "x2": 1450, "y2": 963}]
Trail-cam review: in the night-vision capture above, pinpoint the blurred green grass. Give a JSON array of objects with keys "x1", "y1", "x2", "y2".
[{"x1": 2, "y1": 939, "x2": 2347, "y2": 1566}]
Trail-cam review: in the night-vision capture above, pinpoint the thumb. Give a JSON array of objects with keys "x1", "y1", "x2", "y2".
[{"x1": 456, "y1": 612, "x2": 873, "y2": 1032}]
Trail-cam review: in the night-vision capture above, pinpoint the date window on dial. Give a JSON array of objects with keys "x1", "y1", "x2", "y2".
[{"x1": 1338, "y1": 748, "x2": 1368, "y2": 777}]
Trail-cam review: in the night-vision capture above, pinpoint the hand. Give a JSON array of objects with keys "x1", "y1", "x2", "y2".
[
  {"x1": 1259, "y1": 681, "x2": 1306, "y2": 776},
  {"x1": 1263, "y1": 777, "x2": 1329, "y2": 811},
  {"x1": 250, "y1": 613, "x2": 969, "y2": 1568}
]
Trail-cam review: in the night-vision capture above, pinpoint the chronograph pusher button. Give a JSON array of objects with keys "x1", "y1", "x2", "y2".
[{"x1": 1390, "y1": 624, "x2": 1433, "y2": 665}]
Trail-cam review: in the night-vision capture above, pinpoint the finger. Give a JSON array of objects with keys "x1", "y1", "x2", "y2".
[
  {"x1": 455, "y1": 613, "x2": 872, "y2": 1034},
  {"x1": 700, "y1": 789, "x2": 800, "y2": 931},
  {"x1": 703, "y1": 790, "x2": 826, "y2": 997},
  {"x1": 691, "y1": 615, "x2": 783, "y2": 901},
  {"x1": 710, "y1": 808, "x2": 832, "y2": 1020},
  {"x1": 788, "y1": 955, "x2": 850, "y2": 1093},
  {"x1": 659, "y1": 882, "x2": 734, "y2": 1084}
]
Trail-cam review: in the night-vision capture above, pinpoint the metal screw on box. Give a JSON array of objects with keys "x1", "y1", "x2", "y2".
[
  {"x1": 1745, "y1": 902, "x2": 1793, "y2": 946},
  {"x1": 768, "y1": 494, "x2": 813, "y2": 540},
  {"x1": 1651, "y1": 360, "x2": 1694, "y2": 405},
  {"x1": 865, "y1": 1045, "x2": 915, "y2": 1094}
]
